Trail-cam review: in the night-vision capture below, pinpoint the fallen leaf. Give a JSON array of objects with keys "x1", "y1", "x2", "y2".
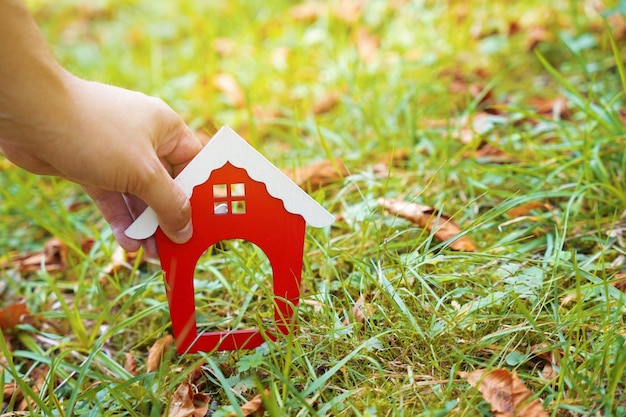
[
  {"x1": 312, "y1": 92, "x2": 340, "y2": 115},
  {"x1": 2, "y1": 237, "x2": 69, "y2": 273},
  {"x1": 226, "y1": 392, "x2": 266, "y2": 417},
  {"x1": 613, "y1": 272, "x2": 626, "y2": 292},
  {"x1": 100, "y1": 245, "x2": 137, "y2": 281},
  {"x1": 352, "y1": 295, "x2": 365, "y2": 323},
  {"x1": 240, "y1": 394, "x2": 264, "y2": 416},
  {"x1": 559, "y1": 293, "x2": 579, "y2": 307},
  {"x1": 378, "y1": 199, "x2": 477, "y2": 251},
  {"x1": 17, "y1": 366, "x2": 47, "y2": 411},
  {"x1": 167, "y1": 381, "x2": 210, "y2": 417},
  {"x1": 526, "y1": 26, "x2": 553, "y2": 50},
  {"x1": 283, "y1": 158, "x2": 348, "y2": 191},
  {"x1": 506, "y1": 201, "x2": 549, "y2": 217},
  {"x1": 213, "y1": 73, "x2": 245, "y2": 108},
  {"x1": 608, "y1": 13, "x2": 626, "y2": 40},
  {"x1": 333, "y1": 0, "x2": 365, "y2": 23},
  {"x1": 453, "y1": 112, "x2": 491, "y2": 145},
  {"x1": 147, "y1": 334, "x2": 174, "y2": 372},
  {"x1": 444, "y1": 68, "x2": 493, "y2": 107},
  {"x1": 354, "y1": 27, "x2": 379, "y2": 62},
  {"x1": 0, "y1": 334, "x2": 13, "y2": 369},
  {"x1": 460, "y1": 368, "x2": 549, "y2": 417},
  {"x1": 0, "y1": 301, "x2": 31, "y2": 331},
  {"x1": 378, "y1": 149, "x2": 411, "y2": 168},
  {"x1": 541, "y1": 361, "x2": 558, "y2": 382},
  {"x1": 124, "y1": 353, "x2": 137, "y2": 376},
  {"x1": 290, "y1": 1, "x2": 325, "y2": 22},
  {"x1": 213, "y1": 38, "x2": 236, "y2": 56},
  {"x1": 619, "y1": 108, "x2": 626, "y2": 126},
  {"x1": 188, "y1": 363, "x2": 206, "y2": 386},
  {"x1": 528, "y1": 97, "x2": 569, "y2": 120},
  {"x1": 508, "y1": 20, "x2": 522, "y2": 36},
  {"x1": 373, "y1": 148, "x2": 412, "y2": 176},
  {"x1": 530, "y1": 344, "x2": 560, "y2": 383},
  {"x1": 473, "y1": 142, "x2": 516, "y2": 163},
  {"x1": 3, "y1": 379, "x2": 20, "y2": 403},
  {"x1": 252, "y1": 106, "x2": 283, "y2": 121}
]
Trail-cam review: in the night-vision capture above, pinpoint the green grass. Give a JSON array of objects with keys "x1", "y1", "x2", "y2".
[{"x1": 1, "y1": 0, "x2": 625, "y2": 415}]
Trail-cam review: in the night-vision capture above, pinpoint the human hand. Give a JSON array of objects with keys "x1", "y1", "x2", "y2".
[{"x1": 0, "y1": 74, "x2": 204, "y2": 256}]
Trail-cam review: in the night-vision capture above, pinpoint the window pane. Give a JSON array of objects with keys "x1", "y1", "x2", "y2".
[
  {"x1": 231, "y1": 183, "x2": 245, "y2": 197},
  {"x1": 232, "y1": 200, "x2": 246, "y2": 214},
  {"x1": 214, "y1": 202, "x2": 228, "y2": 215},
  {"x1": 213, "y1": 184, "x2": 227, "y2": 198}
]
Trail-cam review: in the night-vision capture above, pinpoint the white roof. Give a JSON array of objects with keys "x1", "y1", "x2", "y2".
[{"x1": 125, "y1": 126, "x2": 335, "y2": 240}]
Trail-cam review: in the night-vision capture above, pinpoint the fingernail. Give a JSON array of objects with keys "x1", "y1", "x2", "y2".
[{"x1": 173, "y1": 221, "x2": 193, "y2": 243}]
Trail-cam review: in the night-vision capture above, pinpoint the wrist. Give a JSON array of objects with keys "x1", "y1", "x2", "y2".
[{"x1": 0, "y1": 0, "x2": 74, "y2": 147}]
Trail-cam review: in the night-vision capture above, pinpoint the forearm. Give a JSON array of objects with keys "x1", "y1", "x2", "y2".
[{"x1": 0, "y1": 0, "x2": 71, "y2": 142}]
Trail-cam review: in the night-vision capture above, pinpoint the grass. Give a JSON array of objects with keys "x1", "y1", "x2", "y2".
[{"x1": 1, "y1": 0, "x2": 625, "y2": 415}]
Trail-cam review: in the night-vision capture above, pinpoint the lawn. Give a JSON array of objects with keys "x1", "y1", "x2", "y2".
[{"x1": 1, "y1": 0, "x2": 625, "y2": 416}]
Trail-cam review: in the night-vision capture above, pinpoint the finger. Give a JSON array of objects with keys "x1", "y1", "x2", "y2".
[
  {"x1": 141, "y1": 237, "x2": 159, "y2": 259},
  {"x1": 123, "y1": 193, "x2": 148, "y2": 219},
  {"x1": 122, "y1": 194, "x2": 159, "y2": 258},
  {"x1": 131, "y1": 162, "x2": 193, "y2": 244},
  {"x1": 82, "y1": 186, "x2": 142, "y2": 252},
  {"x1": 157, "y1": 123, "x2": 204, "y2": 178}
]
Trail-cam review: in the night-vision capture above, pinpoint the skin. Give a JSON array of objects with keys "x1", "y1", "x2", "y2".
[{"x1": 0, "y1": 0, "x2": 205, "y2": 256}]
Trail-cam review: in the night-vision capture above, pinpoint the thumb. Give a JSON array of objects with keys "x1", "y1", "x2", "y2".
[{"x1": 137, "y1": 164, "x2": 193, "y2": 244}]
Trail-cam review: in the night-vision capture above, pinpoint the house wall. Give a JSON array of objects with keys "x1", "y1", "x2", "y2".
[{"x1": 156, "y1": 162, "x2": 306, "y2": 352}]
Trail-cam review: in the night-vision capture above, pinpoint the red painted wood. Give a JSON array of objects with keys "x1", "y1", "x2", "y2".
[{"x1": 156, "y1": 162, "x2": 306, "y2": 353}]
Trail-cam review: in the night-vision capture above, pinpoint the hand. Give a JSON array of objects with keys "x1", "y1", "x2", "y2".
[{"x1": 0, "y1": 74, "x2": 204, "y2": 256}]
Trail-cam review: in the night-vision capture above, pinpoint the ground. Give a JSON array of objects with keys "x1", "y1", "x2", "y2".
[{"x1": 0, "y1": 1, "x2": 625, "y2": 416}]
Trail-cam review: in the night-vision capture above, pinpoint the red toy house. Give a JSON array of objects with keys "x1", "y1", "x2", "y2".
[{"x1": 125, "y1": 126, "x2": 334, "y2": 353}]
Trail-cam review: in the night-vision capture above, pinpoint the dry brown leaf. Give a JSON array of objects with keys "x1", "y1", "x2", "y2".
[
  {"x1": 252, "y1": 106, "x2": 283, "y2": 121},
  {"x1": 559, "y1": 293, "x2": 579, "y2": 307},
  {"x1": 167, "y1": 383, "x2": 195, "y2": 417},
  {"x1": 0, "y1": 301, "x2": 31, "y2": 331},
  {"x1": 3, "y1": 380, "x2": 20, "y2": 403},
  {"x1": 188, "y1": 363, "x2": 206, "y2": 386},
  {"x1": 333, "y1": 0, "x2": 365, "y2": 23},
  {"x1": 608, "y1": 13, "x2": 626, "y2": 40},
  {"x1": 528, "y1": 97, "x2": 569, "y2": 120},
  {"x1": 613, "y1": 272, "x2": 626, "y2": 292},
  {"x1": 147, "y1": 334, "x2": 174, "y2": 372},
  {"x1": 445, "y1": 68, "x2": 493, "y2": 107},
  {"x1": 460, "y1": 368, "x2": 549, "y2": 417},
  {"x1": 124, "y1": 353, "x2": 137, "y2": 376},
  {"x1": 378, "y1": 199, "x2": 477, "y2": 251},
  {"x1": 17, "y1": 366, "x2": 47, "y2": 411},
  {"x1": 354, "y1": 28, "x2": 379, "y2": 62},
  {"x1": 226, "y1": 392, "x2": 266, "y2": 417},
  {"x1": 378, "y1": 149, "x2": 411, "y2": 168},
  {"x1": 541, "y1": 361, "x2": 558, "y2": 382},
  {"x1": 453, "y1": 112, "x2": 489, "y2": 145},
  {"x1": 506, "y1": 201, "x2": 549, "y2": 217},
  {"x1": 2, "y1": 237, "x2": 69, "y2": 273},
  {"x1": 167, "y1": 382, "x2": 210, "y2": 417},
  {"x1": 213, "y1": 73, "x2": 245, "y2": 108},
  {"x1": 283, "y1": 158, "x2": 348, "y2": 191},
  {"x1": 213, "y1": 38, "x2": 236, "y2": 56},
  {"x1": 312, "y1": 92, "x2": 340, "y2": 115},
  {"x1": 526, "y1": 26, "x2": 553, "y2": 50},
  {"x1": 290, "y1": 1, "x2": 325, "y2": 22},
  {"x1": 530, "y1": 344, "x2": 560, "y2": 383},
  {"x1": 99, "y1": 245, "x2": 147, "y2": 285},
  {"x1": 373, "y1": 148, "x2": 411, "y2": 177},
  {"x1": 352, "y1": 295, "x2": 365, "y2": 323},
  {"x1": 473, "y1": 142, "x2": 515, "y2": 163}
]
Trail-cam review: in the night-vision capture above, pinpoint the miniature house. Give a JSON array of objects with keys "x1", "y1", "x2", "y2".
[{"x1": 125, "y1": 126, "x2": 334, "y2": 353}]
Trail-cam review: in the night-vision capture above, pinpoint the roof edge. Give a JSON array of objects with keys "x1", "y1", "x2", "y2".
[{"x1": 125, "y1": 126, "x2": 334, "y2": 240}]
